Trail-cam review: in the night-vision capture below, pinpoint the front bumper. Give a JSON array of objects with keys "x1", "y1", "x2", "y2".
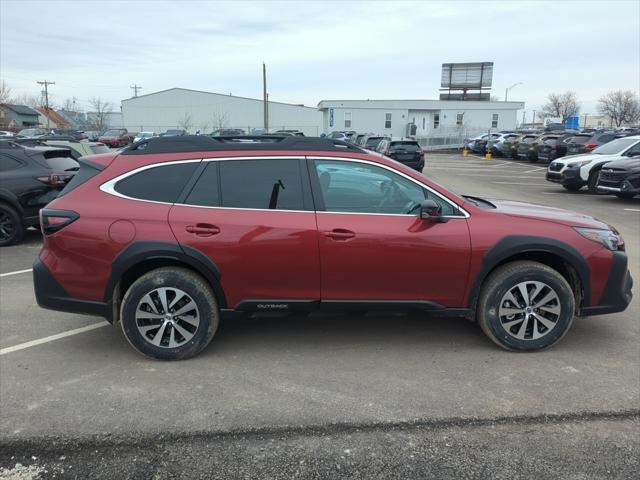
[
  {"x1": 580, "y1": 251, "x2": 633, "y2": 316},
  {"x1": 33, "y1": 259, "x2": 111, "y2": 320}
]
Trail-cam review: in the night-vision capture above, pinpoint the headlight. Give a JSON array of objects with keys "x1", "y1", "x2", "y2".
[
  {"x1": 568, "y1": 160, "x2": 592, "y2": 168},
  {"x1": 575, "y1": 227, "x2": 624, "y2": 251}
]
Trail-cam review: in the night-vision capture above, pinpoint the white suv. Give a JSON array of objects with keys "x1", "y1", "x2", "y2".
[{"x1": 546, "y1": 136, "x2": 640, "y2": 192}]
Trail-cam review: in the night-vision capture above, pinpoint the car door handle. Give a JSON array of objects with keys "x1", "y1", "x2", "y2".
[
  {"x1": 323, "y1": 229, "x2": 355, "y2": 240},
  {"x1": 185, "y1": 223, "x2": 220, "y2": 237}
]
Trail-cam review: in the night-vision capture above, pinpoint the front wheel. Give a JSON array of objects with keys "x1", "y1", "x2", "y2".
[
  {"x1": 477, "y1": 261, "x2": 575, "y2": 351},
  {"x1": 120, "y1": 267, "x2": 219, "y2": 360},
  {"x1": 587, "y1": 170, "x2": 604, "y2": 194}
]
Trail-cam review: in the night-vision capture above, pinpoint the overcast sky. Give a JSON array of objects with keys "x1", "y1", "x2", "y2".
[{"x1": 1, "y1": 0, "x2": 638, "y2": 121}]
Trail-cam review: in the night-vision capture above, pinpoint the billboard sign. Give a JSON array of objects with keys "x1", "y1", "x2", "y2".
[{"x1": 441, "y1": 62, "x2": 494, "y2": 89}]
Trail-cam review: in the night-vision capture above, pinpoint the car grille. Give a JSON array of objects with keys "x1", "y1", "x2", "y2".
[
  {"x1": 599, "y1": 168, "x2": 627, "y2": 183},
  {"x1": 549, "y1": 162, "x2": 563, "y2": 172}
]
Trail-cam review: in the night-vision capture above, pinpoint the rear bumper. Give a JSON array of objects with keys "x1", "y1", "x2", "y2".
[
  {"x1": 33, "y1": 259, "x2": 111, "y2": 320},
  {"x1": 580, "y1": 251, "x2": 633, "y2": 316}
]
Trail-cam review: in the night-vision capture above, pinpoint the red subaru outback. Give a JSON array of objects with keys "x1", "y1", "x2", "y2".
[{"x1": 34, "y1": 136, "x2": 633, "y2": 360}]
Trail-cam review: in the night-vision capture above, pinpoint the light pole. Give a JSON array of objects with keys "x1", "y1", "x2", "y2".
[{"x1": 505, "y1": 82, "x2": 523, "y2": 102}]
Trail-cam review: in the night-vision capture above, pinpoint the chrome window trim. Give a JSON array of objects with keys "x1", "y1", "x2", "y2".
[{"x1": 308, "y1": 155, "x2": 470, "y2": 218}]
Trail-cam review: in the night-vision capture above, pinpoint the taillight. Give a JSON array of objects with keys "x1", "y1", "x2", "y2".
[
  {"x1": 585, "y1": 143, "x2": 598, "y2": 150},
  {"x1": 36, "y1": 174, "x2": 73, "y2": 186},
  {"x1": 40, "y1": 209, "x2": 79, "y2": 235},
  {"x1": 417, "y1": 150, "x2": 424, "y2": 156}
]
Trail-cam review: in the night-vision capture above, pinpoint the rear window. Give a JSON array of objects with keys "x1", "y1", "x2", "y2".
[
  {"x1": 569, "y1": 136, "x2": 590, "y2": 144},
  {"x1": 33, "y1": 153, "x2": 79, "y2": 172},
  {"x1": 90, "y1": 144, "x2": 110, "y2": 154},
  {"x1": 365, "y1": 138, "x2": 384, "y2": 148},
  {"x1": 389, "y1": 141, "x2": 420, "y2": 152},
  {"x1": 522, "y1": 136, "x2": 537, "y2": 143},
  {"x1": 544, "y1": 138, "x2": 560, "y2": 145},
  {"x1": 114, "y1": 162, "x2": 199, "y2": 203}
]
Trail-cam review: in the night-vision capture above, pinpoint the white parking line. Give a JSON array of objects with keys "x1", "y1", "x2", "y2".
[
  {"x1": 623, "y1": 208, "x2": 640, "y2": 212},
  {"x1": 525, "y1": 167, "x2": 547, "y2": 173},
  {"x1": 0, "y1": 268, "x2": 33, "y2": 278},
  {"x1": 0, "y1": 322, "x2": 110, "y2": 355}
]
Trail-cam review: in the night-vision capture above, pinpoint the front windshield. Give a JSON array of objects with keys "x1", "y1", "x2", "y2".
[
  {"x1": 592, "y1": 137, "x2": 638, "y2": 154},
  {"x1": 104, "y1": 130, "x2": 123, "y2": 136}
]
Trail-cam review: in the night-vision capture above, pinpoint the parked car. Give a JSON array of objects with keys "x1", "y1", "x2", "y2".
[
  {"x1": 377, "y1": 139, "x2": 425, "y2": 171},
  {"x1": 42, "y1": 138, "x2": 110, "y2": 159},
  {"x1": 16, "y1": 128, "x2": 48, "y2": 138},
  {"x1": 466, "y1": 133, "x2": 502, "y2": 154},
  {"x1": 546, "y1": 136, "x2": 640, "y2": 192},
  {"x1": 536, "y1": 133, "x2": 574, "y2": 163},
  {"x1": 51, "y1": 129, "x2": 87, "y2": 140},
  {"x1": 133, "y1": 132, "x2": 156, "y2": 143},
  {"x1": 98, "y1": 128, "x2": 130, "y2": 148},
  {"x1": 363, "y1": 135, "x2": 387, "y2": 151},
  {"x1": 596, "y1": 156, "x2": 640, "y2": 199},
  {"x1": 0, "y1": 131, "x2": 15, "y2": 138},
  {"x1": 162, "y1": 129, "x2": 188, "y2": 137},
  {"x1": 353, "y1": 134, "x2": 366, "y2": 146},
  {"x1": 328, "y1": 131, "x2": 349, "y2": 141},
  {"x1": 211, "y1": 129, "x2": 245, "y2": 137},
  {"x1": 274, "y1": 130, "x2": 304, "y2": 136},
  {"x1": 84, "y1": 130, "x2": 100, "y2": 142},
  {"x1": 0, "y1": 142, "x2": 78, "y2": 245},
  {"x1": 510, "y1": 134, "x2": 539, "y2": 159},
  {"x1": 489, "y1": 133, "x2": 520, "y2": 157},
  {"x1": 566, "y1": 132, "x2": 619, "y2": 156},
  {"x1": 32, "y1": 135, "x2": 632, "y2": 359}
]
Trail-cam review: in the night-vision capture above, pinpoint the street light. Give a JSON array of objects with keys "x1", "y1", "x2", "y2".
[{"x1": 505, "y1": 82, "x2": 523, "y2": 102}]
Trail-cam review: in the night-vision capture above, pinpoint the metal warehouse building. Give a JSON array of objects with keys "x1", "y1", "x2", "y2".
[
  {"x1": 318, "y1": 99, "x2": 525, "y2": 138},
  {"x1": 121, "y1": 88, "x2": 323, "y2": 135}
]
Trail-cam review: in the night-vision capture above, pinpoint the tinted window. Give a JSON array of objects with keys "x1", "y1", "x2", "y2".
[
  {"x1": 0, "y1": 154, "x2": 23, "y2": 171},
  {"x1": 569, "y1": 136, "x2": 590, "y2": 144},
  {"x1": 389, "y1": 141, "x2": 420, "y2": 152},
  {"x1": 220, "y1": 159, "x2": 304, "y2": 210},
  {"x1": 315, "y1": 160, "x2": 458, "y2": 216},
  {"x1": 115, "y1": 162, "x2": 198, "y2": 203},
  {"x1": 185, "y1": 162, "x2": 220, "y2": 207},
  {"x1": 597, "y1": 134, "x2": 614, "y2": 142},
  {"x1": 592, "y1": 138, "x2": 638, "y2": 155}
]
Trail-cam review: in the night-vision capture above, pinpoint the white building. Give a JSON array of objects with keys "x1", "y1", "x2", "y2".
[
  {"x1": 317, "y1": 99, "x2": 525, "y2": 138},
  {"x1": 121, "y1": 88, "x2": 323, "y2": 135}
]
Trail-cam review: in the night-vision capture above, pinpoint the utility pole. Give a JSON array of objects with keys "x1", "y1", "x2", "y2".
[
  {"x1": 263, "y1": 63, "x2": 269, "y2": 131},
  {"x1": 37, "y1": 80, "x2": 55, "y2": 129},
  {"x1": 130, "y1": 84, "x2": 142, "y2": 97},
  {"x1": 532, "y1": 110, "x2": 536, "y2": 127},
  {"x1": 522, "y1": 110, "x2": 526, "y2": 128}
]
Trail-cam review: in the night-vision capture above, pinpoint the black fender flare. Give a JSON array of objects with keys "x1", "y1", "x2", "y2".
[
  {"x1": 0, "y1": 189, "x2": 23, "y2": 215},
  {"x1": 104, "y1": 241, "x2": 227, "y2": 308},
  {"x1": 468, "y1": 235, "x2": 591, "y2": 309}
]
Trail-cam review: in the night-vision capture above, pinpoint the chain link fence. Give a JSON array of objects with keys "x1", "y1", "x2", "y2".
[{"x1": 415, "y1": 126, "x2": 489, "y2": 151}]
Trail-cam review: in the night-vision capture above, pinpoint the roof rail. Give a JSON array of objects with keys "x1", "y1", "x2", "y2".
[{"x1": 121, "y1": 135, "x2": 366, "y2": 155}]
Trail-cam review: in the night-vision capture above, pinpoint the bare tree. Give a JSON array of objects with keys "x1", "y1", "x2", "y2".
[
  {"x1": 598, "y1": 90, "x2": 640, "y2": 127},
  {"x1": 12, "y1": 92, "x2": 45, "y2": 109},
  {"x1": 61, "y1": 96, "x2": 81, "y2": 112},
  {"x1": 88, "y1": 97, "x2": 113, "y2": 131},
  {"x1": 177, "y1": 113, "x2": 193, "y2": 132},
  {"x1": 212, "y1": 108, "x2": 230, "y2": 130},
  {"x1": 0, "y1": 81, "x2": 11, "y2": 104},
  {"x1": 541, "y1": 91, "x2": 580, "y2": 122}
]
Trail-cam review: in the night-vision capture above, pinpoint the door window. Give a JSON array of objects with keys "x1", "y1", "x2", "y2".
[
  {"x1": 219, "y1": 159, "x2": 305, "y2": 210},
  {"x1": 185, "y1": 161, "x2": 220, "y2": 206},
  {"x1": 314, "y1": 159, "x2": 458, "y2": 216}
]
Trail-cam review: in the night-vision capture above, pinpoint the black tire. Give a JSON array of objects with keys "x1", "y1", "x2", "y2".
[
  {"x1": 587, "y1": 170, "x2": 603, "y2": 194},
  {"x1": 562, "y1": 184, "x2": 582, "y2": 191},
  {"x1": 477, "y1": 261, "x2": 575, "y2": 352},
  {"x1": 120, "y1": 267, "x2": 219, "y2": 360},
  {"x1": 528, "y1": 152, "x2": 537, "y2": 163},
  {"x1": 615, "y1": 192, "x2": 636, "y2": 199},
  {"x1": 0, "y1": 203, "x2": 25, "y2": 247}
]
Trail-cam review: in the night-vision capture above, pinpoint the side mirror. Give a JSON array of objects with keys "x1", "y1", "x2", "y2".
[{"x1": 420, "y1": 199, "x2": 446, "y2": 222}]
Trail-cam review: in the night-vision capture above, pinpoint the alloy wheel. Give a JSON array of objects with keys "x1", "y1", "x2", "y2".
[
  {"x1": 0, "y1": 211, "x2": 15, "y2": 242},
  {"x1": 135, "y1": 287, "x2": 200, "y2": 348},
  {"x1": 498, "y1": 281, "x2": 561, "y2": 341}
]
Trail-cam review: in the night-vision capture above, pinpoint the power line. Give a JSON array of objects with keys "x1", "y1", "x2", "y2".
[
  {"x1": 130, "y1": 84, "x2": 142, "y2": 97},
  {"x1": 36, "y1": 80, "x2": 55, "y2": 128}
]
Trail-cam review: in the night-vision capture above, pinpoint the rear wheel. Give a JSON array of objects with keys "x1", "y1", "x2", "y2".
[
  {"x1": 477, "y1": 261, "x2": 575, "y2": 351},
  {"x1": 0, "y1": 204, "x2": 25, "y2": 246},
  {"x1": 120, "y1": 267, "x2": 219, "y2": 360}
]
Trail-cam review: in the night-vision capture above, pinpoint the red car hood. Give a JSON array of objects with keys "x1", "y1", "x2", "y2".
[{"x1": 484, "y1": 198, "x2": 609, "y2": 229}]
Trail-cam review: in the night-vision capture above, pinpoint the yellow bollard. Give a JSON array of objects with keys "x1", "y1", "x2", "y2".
[
  {"x1": 485, "y1": 151, "x2": 492, "y2": 161},
  {"x1": 462, "y1": 148, "x2": 469, "y2": 157}
]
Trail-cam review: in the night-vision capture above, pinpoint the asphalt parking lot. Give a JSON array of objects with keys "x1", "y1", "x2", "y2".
[{"x1": 0, "y1": 152, "x2": 638, "y2": 479}]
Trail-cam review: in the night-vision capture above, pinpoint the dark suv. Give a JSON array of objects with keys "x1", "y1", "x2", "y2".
[
  {"x1": 0, "y1": 142, "x2": 78, "y2": 245},
  {"x1": 34, "y1": 136, "x2": 632, "y2": 360},
  {"x1": 377, "y1": 139, "x2": 425, "y2": 171}
]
